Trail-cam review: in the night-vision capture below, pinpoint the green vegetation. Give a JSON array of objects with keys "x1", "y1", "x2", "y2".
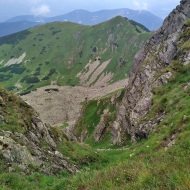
[
  {"x1": 0, "y1": 86, "x2": 108, "y2": 186},
  {"x1": 0, "y1": 88, "x2": 33, "y2": 133},
  {"x1": 60, "y1": 122, "x2": 69, "y2": 129},
  {"x1": 49, "y1": 126, "x2": 107, "y2": 167},
  {"x1": 1, "y1": 15, "x2": 190, "y2": 190},
  {"x1": 0, "y1": 16, "x2": 151, "y2": 93},
  {"x1": 1, "y1": 24, "x2": 188, "y2": 189},
  {"x1": 74, "y1": 89, "x2": 125, "y2": 149}
]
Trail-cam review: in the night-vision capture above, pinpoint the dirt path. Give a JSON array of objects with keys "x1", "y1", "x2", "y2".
[
  {"x1": 97, "y1": 147, "x2": 129, "y2": 151},
  {"x1": 22, "y1": 78, "x2": 128, "y2": 127}
]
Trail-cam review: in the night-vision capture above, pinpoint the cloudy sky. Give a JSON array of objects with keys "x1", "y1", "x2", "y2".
[{"x1": 0, "y1": 0, "x2": 181, "y2": 22}]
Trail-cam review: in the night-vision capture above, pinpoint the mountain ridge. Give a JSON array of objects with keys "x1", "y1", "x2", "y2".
[
  {"x1": 48, "y1": 8, "x2": 163, "y2": 31},
  {"x1": 0, "y1": 21, "x2": 39, "y2": 38},
  {"x1": 0, "y1": 8, "x2": 162, "y2": 37},
  {"x1": 0, "y1": 16, "x2": 151, "y2": 95},
  {"x1": 5, "y1": 15, "x2": 46, "y2": 23}
]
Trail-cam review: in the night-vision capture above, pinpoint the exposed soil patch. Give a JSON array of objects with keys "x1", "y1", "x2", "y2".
[
  {"x1": 76, "y1": 58, "x2": 113, "y2": 86},
  {"x1": 4, "y1": 52, "x2": 26, "y2": 66},
  {"x1": 86, "y1": 59, "x2": 112, "y2": 86},
  {"x1": 94, "y1": 72, "x2": 113, "y2": 87},
  {"x1": 77, "y1": 59, "x2": 100, "y2": 85}
]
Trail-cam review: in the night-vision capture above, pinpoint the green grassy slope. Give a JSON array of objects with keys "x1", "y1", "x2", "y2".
[
  {"x1": 5, "y1": 19, "x2": 188, "y2": 190},
  {"x1": 2, "y1": 19, "x2": 190, "y2": 190},
  {"x1": 1, "y1": 54, "x2": 190, "y2": 190},
  {"x1": 2, "y1": 53, "x2": 190, "y2": 189},
  {"x1": 0, "y1": 16, "x2": 151, "y2": 94},
  {"x1": 73, "y1": 89, "x2": 125, "y2": 149},
  {"x1": 57, "y1": 19, "x2": 190, "y2": 190},
  {"x1": 0, "y1": 86, "x2": 107, "y2": 179}
]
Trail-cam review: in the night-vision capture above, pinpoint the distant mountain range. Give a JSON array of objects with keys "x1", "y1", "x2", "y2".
[
  {"x1": 5, "y1": 15, "x2": 46, "y2": 23},
  {"x1": 47, "y1": 9, "x2": 163, "y2": 30},
  {"x1": 0, "y1": 21, "x2": 39, "y2": 37},
  {"x1": 0, "y1": 8, "x2": 163, "y2": 37}
]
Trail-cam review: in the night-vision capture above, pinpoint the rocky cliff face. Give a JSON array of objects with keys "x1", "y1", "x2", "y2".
[
  {"x1": 0, "y1": 89, "x2": 78, "y2": 174},
  {"x1": 112, "y1": 0, "x2": 190, "y2": 144}
]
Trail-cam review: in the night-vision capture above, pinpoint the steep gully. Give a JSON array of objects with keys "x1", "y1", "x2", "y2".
[{"x1": 112, "y1": 0, "x2": 190, "y2": 144}]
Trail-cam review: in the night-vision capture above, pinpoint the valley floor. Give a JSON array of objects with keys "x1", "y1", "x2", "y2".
[{"x1": 21, "y1": 78, "x2": 128, "y2": 127}]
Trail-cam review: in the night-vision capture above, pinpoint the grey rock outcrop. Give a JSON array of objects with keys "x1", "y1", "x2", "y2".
[
  {"x1": 112, "y1": 0, "x2": 190, "y2": 144},
  {"x1": 32, "y1": 117, "x2": 57, "y2": 148},
  {"x1": 0, "y1": 87, "x2": 80, "y2": 175},
  {"x1": 94, "y1": 109, "x2": 110, "y2": 142},
  {"x1": 0, "y1": 96, "x2": 5, "y2": 106},
  {"x1": 0, "y1": 135, "x2": 41, "y2": 167},
  {"x1": 0, "y1": 111, "x2": 79, "y2": 175},
  {"x1": 0, "y1": 115, "x2": 4, "y2": 123}
]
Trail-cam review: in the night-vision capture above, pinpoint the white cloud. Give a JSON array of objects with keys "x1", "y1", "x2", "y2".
[
  {"x1": 133, "y1": 0, "x2": 148, "y2": 10},
  {"x1": 31, "y1": 4, "x2": 50, "y2": 16}
]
